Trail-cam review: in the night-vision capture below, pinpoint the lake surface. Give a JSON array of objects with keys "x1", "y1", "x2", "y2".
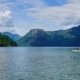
[{"x1": 0, "y1": 47, "x2": 80, "y2": 80}]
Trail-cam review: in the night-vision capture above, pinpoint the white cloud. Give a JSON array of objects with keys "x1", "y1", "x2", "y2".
[
  {"x1": 24, "y1": 0, "x2": 80, "y2": 29},
  {"x1": 0, "y1": 10, "x2": 12, "y2": 19},
  {"x1": 0, "y1": 1, "x2": 14, "y2": 33},
  {"x1": 0, "y1": 1, "x2": 13, "y2": 28},
  {"x1": 1, "y1": 0, "x2": 80, "y2": 35},
  {"x1": 68, "y1": 0, "x2": 80, "y2": 3},
  {"x1": 0, "y1": 9, "x2": 13, "y2": 27}
]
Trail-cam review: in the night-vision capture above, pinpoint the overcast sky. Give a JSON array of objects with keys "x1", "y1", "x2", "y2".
[{"x1": 0, "y1": 0, "x2": 80, "y2": 36}]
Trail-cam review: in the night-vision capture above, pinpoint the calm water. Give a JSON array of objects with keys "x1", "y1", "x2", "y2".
[{"x1": 0, "y1": 47, "x2": 80, "y2": 80}]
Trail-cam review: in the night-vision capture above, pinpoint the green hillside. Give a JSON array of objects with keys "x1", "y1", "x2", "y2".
[{"x1": 0, "y1": 33, "x2": 17, "y2": 47}]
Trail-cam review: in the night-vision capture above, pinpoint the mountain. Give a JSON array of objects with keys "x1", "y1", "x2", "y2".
[
  {"x1": 3, "y1": 32, "x2": 21, "y2": 41},
  {"x1": 18, "y1": 25, "x2": 80, "y2": 47},
  {"x1": 0, "y1": 33, "x2": 17, "y2": 46},
  {"x1": 18, "y1": 29, "x2": 50, "y2": 46}
]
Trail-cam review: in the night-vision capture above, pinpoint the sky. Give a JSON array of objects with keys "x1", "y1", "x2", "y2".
[{"x1": 0, "y1": 0, "x2": 80, "y2": 36}]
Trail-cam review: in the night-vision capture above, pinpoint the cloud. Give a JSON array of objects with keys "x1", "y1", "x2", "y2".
[
  {"x1": 68, "y1": 0, "x2": 80, "y2": 3},
  {"x1": 1, "y1": 0, "x2": 80, "y2": 35},
  {"x1": 0, "y1": 1, "x2": 14, "y2": 33},
  {"x1": 23, "y1": 0, "x2": 80, "y2": 29},
  {"x1": 0, "y1": 9, "x2": 13, "y2": 27},
  {"x1": 0, "y1": 10, "x2": 12, "y2": 20}
]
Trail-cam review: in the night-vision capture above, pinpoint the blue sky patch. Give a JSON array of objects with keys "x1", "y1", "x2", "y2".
[{"x1": 43, "y1": 0, "x2": 67, "y2": 6}]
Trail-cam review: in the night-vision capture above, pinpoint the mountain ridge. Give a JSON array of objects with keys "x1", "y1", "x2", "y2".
[
  {"x1": 2, "y1": 32, "x2": 21, "y2": 41},
  {"x1": 18, "y1": 25, "x2": 80, "y2": 47}
]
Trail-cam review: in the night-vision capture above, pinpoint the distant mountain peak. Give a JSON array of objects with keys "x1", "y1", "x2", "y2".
[
  {"x1": 27, "y1": 29, "x2": 45, "y2": 36},
  {"x1": 70, "y1": 25, "x2": 80, "y2": 30},
  {"x1": 29, "y1": 29, "x2": 44, "y2": 32},
  {"x1": 2, "y1": 32, "x2": 21, "y2": 41}
]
